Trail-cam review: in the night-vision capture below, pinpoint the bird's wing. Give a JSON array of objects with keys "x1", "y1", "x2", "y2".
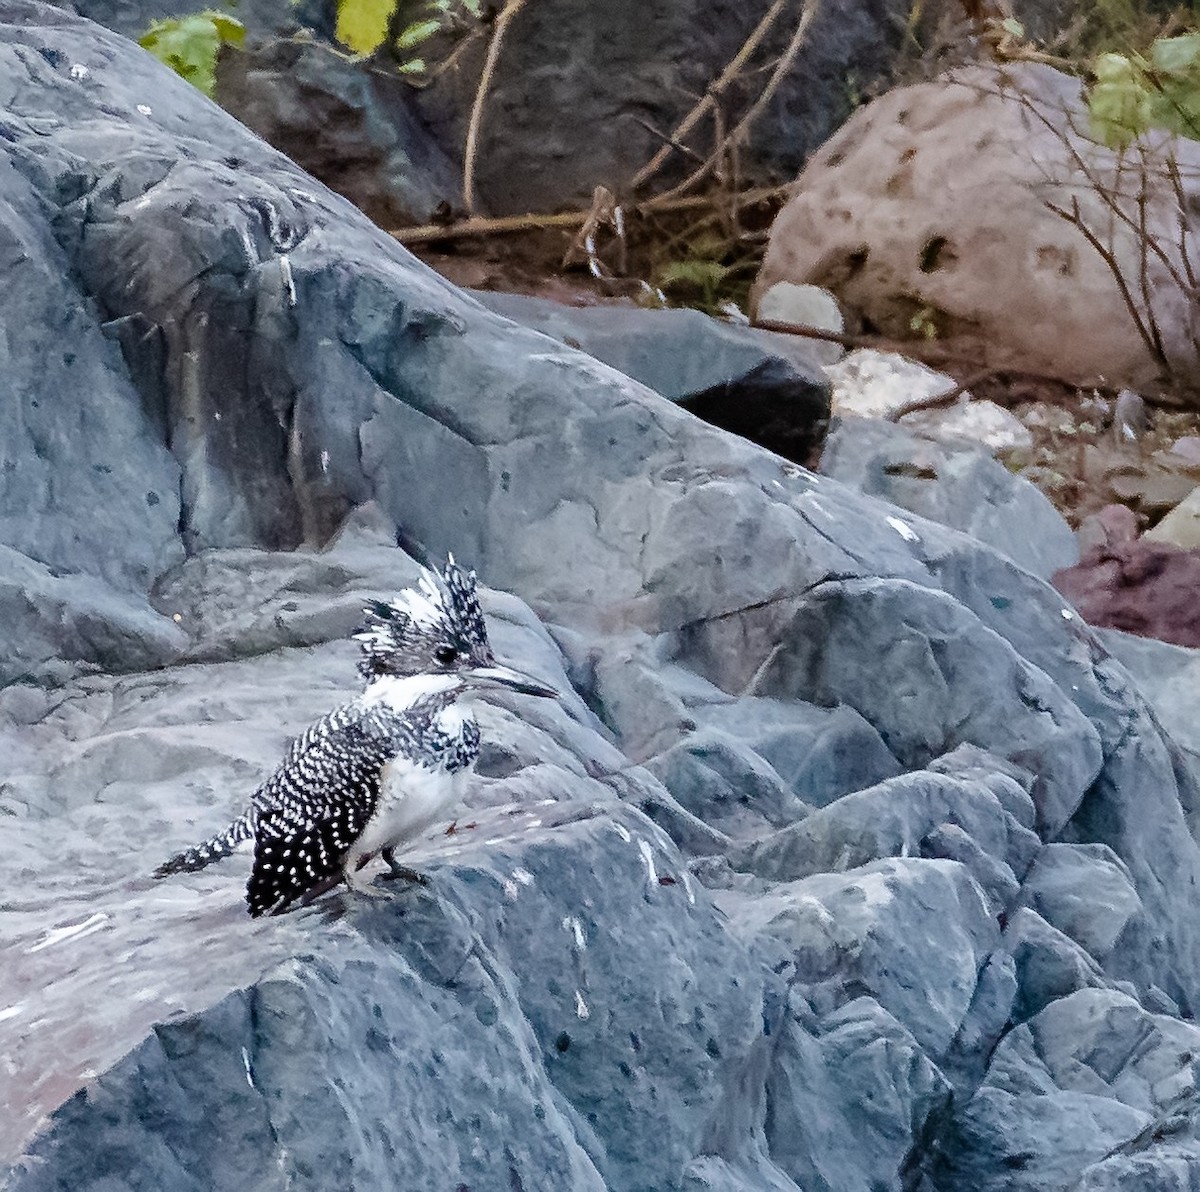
[{"x1": 246, "y1": 716, "x2": 392, "y2": 917}]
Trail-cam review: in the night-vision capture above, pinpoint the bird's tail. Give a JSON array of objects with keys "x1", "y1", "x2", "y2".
[{"x1": 153, "y1": 812, "x2": 255, "y2": 877}]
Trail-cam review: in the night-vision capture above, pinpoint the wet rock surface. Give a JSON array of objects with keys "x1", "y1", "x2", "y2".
[{"x1": 6, "y1": 5, "x2": 1200, "y2": 1189}]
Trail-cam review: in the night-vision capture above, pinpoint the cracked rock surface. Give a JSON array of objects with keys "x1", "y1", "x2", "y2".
[{"x1": 6, "y1": 5, "x2": 1200, "y2": 1189}]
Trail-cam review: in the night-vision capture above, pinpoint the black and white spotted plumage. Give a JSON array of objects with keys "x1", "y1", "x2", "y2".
[
  {"x1": 246, "y1": 681, "x2": 480, "y2": 917},
  {"x1": 152, "y1": 812, "x2": 255, "y2": 876},
  {"x1": 153, "y1": 557, "x2": 554, "y2": 915}
]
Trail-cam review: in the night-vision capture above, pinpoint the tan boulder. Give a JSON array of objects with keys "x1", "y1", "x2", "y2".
[
  {"x1": 1146, "y1": 486, "x2": 1200, "y2": 549},
  {"x1": 752, "y1": 63, "x2": 1200, "y2": 398}
]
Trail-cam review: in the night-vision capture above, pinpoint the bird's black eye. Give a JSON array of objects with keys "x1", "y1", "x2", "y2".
[{"x1": 434, "y1": 645, "x2": 457, "y2": 666}]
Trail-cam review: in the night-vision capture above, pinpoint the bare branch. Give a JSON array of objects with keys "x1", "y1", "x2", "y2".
[
  {"x1": 463, "y1": 0, "x2": 528, "y2": 215},
  {"x1": 389, "y1": 186, "x2": 789, "y2": 244},
  {"x1": 628, "y1": 0, "x2": 793, "y2": 191},
  {"x1": 650, "y1": 0, "x2": 822, "y2": 205}
]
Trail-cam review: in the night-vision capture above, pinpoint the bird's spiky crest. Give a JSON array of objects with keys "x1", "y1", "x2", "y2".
[{"x1": 355, "y1": 556, "x2": 491, "y2": 681}]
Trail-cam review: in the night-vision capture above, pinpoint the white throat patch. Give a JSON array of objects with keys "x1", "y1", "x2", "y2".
[{"x1": 362, "y1": 672, "x2": 459, "y2": 712}]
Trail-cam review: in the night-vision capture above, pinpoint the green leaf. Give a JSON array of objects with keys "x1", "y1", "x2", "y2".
[
  {"x1": 396, "y1": 56, "x2": 427, "y2": 72},
  {"x1": 1000, "y1": 17, "x2": 1024, "y2": 38},
  {"x1": 139, "y1": 11, "x2": 244, "y2": 97},
  {"x1": 396, "y1": 17, "x2": 441, "y2": 48},
  {"x1": 657, "y1": 259, "x2": 730, "y2": 290},
  {"x1": 1150, "y1": 32, "x2": 1200, "y2": 78},
  {"x1": 336, "y1": 0, "x2": 395, "y2": 54},
  {"x1": 210, "y1": 12, "x2": 245, "y2": 43},
  {"x1": 1092, "y1": 51, "x2": 1135, "y2": 84},
  {"x1": 1089, "y1": 77, "x2": 1149, "y2": 145}
]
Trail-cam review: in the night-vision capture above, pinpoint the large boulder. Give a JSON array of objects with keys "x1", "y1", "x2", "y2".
[
  {"x1": 473, "y1": 292, "x2": 832, "y2": 462},
  {"x1": 8, "y1": 4, "x2": 1200, "y2": 1188},
  {"x1": 412, "y1": 0, "x2": 916, "y2": 213},
  {"x1": 753, "y1": 62, "x2": 1200, "y2": 398}
]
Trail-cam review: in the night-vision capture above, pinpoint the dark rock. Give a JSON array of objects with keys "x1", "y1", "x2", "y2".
[
  {"x1": 724, "y1": 856, "x2": 1001, "y2": 1062},
  {"x1": 734, "y1": 751, "x2": 1039, "y2": 912},
  {"x1": 936, "y1": 989, "x2": 1200, "y2": 1190},
  {"x1": 820, "y1": 417, "x2": 1079, "y2": 579},
  {"x1": 216, "y1": 38, "x2": 462, "y2": 228},
  {"x1": 1053, "y1": 541, "x2": 1200, "y2": 648},
  {"x1": 1018, "y1": 843, "x2": 1141, "y2": 964},
  {"x1": 764, "y1": 994, "x2": 951, "y2": 1192},
  {"x1": 413, "y1": 0, "x2": 914, "y2": 214},
  {"x1": 473, "y1": 292, "x2": 832, "y2": 463},
  {"x1": 1078, "y1": 1147, "x2": 1200, "y2": 1191},
  {"x1": 60, "y1": 0, "x2": 303, "y2": 38},
  {"x1": 670, "y1": 696, "x2": 903, "y2": 810},
  {"x1": 1003, "y1": 907, "x2": 1110, "y2": 1023}
]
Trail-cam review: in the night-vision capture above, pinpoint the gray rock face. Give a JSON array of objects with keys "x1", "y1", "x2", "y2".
[
  {"x1": 821, "y1": 416, "x2": 1079, "y2": 579},
  {"x1": 1096, "y1": 626, "x2": 1200, "y2": 756},
  {"x1": 8, "y1": 4, "x2": 1200, "y2": 1189},
  {"x1": 474, "y1": 292, "x2": 833, "y2": 463}
]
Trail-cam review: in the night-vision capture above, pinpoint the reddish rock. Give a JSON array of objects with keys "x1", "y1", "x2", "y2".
[
  {"x1": 1075, "y1": 504, "x2": 1139, "y2": 554},
  {"x1": 1053, "y1": 541, "x2": 1200, "y2": 647}
]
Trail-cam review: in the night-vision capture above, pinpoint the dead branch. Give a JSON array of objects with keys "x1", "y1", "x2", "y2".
[
  {"x1": 650, "y1": 0, "x2": 822, "y2": 206},
  {"x1": 463, "y1": 0, "x2": 528, "y2": 215},
  {"x1": 630, "y1": 117, "x2": 708, "y2": 166},
  {"x1": 1045, "y1": 196, "x2": 1164, "y2": 364},
  {"x1": 388, "y1": 185, "x2": 789, "y2": 244},
  {"x1": 885, "y1": 369, "x2": 998, "y2": 421},
  {"x1": 628, "y1": 0, "x2": 793, "y2": 191}
]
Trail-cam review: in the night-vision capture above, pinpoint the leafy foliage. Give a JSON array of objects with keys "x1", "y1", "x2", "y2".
[
  {"x1": 1089, "y1": 31, "x2": 1200, "y2": 145},
  {"x1": 138, "y1": 10, "x2": 245, "y2": 98},
  {"x1": 652, "y1": 234, "x2": 758, "y2": 315},
  {"x1": 335, "y1": 0, "x2": 482, "y2": 74}
]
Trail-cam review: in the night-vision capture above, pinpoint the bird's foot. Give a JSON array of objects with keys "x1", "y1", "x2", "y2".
[
  {"x1": 379, "y1": 847, "x2": 429, "y2": 885},
  {"x1": 380, "y1": 862, "x2": 430, "y2": 886}
]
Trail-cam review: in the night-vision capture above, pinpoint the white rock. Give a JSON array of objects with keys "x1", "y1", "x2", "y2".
[
  {"x1": 756, "y1": 282, "x2": 845, "y2": 365},
  {"x1": 905, "y1": 399, "x2": 1033, "y2": 453},
  {"x1": 1145, "y1": 485, "x2": 1200, "y2": 549},
  {"x1": 825, "y1": 348, "x2": 956, "y2": 421}
]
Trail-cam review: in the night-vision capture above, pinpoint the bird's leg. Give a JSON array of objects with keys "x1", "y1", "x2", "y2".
[
  {"x1": 379, "y1": 846, "x2": 429, "y2": 885},
  {"x1": 343, "y1": 858, "x2": 389, "y2": 899}
]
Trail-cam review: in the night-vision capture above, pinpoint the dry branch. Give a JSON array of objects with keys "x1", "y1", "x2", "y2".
[
  {"x1": 628, "y1": 0, "x2": 793, "y2": 191},
  {"x1": 389, "y1": 186, "x2": 789, "y2": 244},
  {"x1": 463, "y1": 0, "x2": 528, "y2": 215},
  {"x1": 650, "y1": 0, "x2": 822, "y2": 206}
]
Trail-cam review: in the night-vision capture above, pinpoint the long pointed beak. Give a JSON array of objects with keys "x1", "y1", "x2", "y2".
[{"x1": 465, "y1": 664, "x2": 558, "y2": 699}]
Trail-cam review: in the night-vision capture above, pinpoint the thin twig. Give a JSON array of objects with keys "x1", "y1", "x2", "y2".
[
  {"x1": 649, "y1": 0, "x2": 822, "y2": 206},
  {"x1": 1045, "y1": 196, "x2": 1162, "y2": 364},
  {"x1": 1135, "y1": 160, "x2": 1166, "y2": 362},
  {"x1": 629, "y1": 117, "x2": 708, "y2": 165},
  {"x1": 1166, "y1": 155, "x2": 1199, "y2": 294},
  {"x1": 628, "y1": 0, "x2": 793, "y2": 191},
  {"x1": 886, "y1": 369, "x2": 998, "y2": 421},
  {"x1": 462, "y1": 0, "x2": 527, "y2": 215}
]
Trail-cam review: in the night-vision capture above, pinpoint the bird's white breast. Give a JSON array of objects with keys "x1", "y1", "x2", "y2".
[
  {"x1": 376, "y1": 756, "x2": 465, "y2": 839},
  {"x1": 349, "y1": 703, "x2": 474, "y2": 864}
]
